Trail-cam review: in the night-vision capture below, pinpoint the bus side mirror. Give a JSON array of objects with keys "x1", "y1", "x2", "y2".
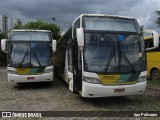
[
  {"x1": 1, "y1": 39, "x2": 7, "y2": 53},
  {"x1": 144, "y1": 30, "x2": 159, "y2": 51},
  {"x1": 52, "y1": 40, "x2": 56, "y2": 53},
  {"x1": 76, "y1": 28, "x2": 84, "y2": 47}
]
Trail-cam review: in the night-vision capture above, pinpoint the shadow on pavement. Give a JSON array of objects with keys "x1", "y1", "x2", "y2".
[
  {"x1": 14, "y1": 82, "x2": 54, "y2": 90},
  {"x1": 80, "y1": 95, "x2": 143, "y2": 108}
]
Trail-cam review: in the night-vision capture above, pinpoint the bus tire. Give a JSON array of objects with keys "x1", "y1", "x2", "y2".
[{"x1": 151, "y1": 69, "x2": 160, "y2": 80}]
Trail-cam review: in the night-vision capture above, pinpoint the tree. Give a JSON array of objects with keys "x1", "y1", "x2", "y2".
[
  {"x1": 13, "y1": 23, "x2": 22, "y2": 29},
  {"x1": 155, "y1": 10, "x2": 160, "y2": 26},
  {"x1": 13, "y1": 20, "x2": 61, "y2": 40},
  {"x1": 0, "y1": 33, "x2": 7, "y2": 40},
  {"x1": 0, "y1": 33, "x2": 7, "y2": 66}
]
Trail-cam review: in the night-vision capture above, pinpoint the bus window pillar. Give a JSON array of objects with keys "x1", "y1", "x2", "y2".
[
  {"x1": 76, "y1": 28, "x2": 85, "y2": 80},
  {"x1": 79, "y1": 47, "x2": 84, "y2": 79}
]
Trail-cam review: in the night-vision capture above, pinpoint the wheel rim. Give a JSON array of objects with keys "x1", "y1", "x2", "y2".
[
  {"x1": 152, "y1": 71, "x2": 159, "y2": 80},
  {"x1": 152, "y1": 71, "x2": 160, "y2": 80}
]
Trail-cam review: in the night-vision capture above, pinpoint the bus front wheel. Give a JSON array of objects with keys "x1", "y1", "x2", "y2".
[{"x1": 151, "y1": 69, "x2": 160, "y2": 80}]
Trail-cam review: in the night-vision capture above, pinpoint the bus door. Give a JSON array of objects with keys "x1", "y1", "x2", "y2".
[{"x1": 72, "y1": 38, "x2": 82, "y2": 92}]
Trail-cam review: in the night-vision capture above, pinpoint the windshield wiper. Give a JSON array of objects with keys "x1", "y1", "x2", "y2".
[
  {"x1": 18, "y1": 52, "x2": 41, "y2": 67},
  {"x1": 105, "y1": 41, "x2": 116, "y2": 73},
  {"x1": 105, "y1": 50, "x2": 114, "y2": 73},
  {"x1": 105, "y1": 50, "x2": 136, "y2": 73},
  {"x1": 8, "y1": 54, "x2": 13, "y2": 64},
  {"x1": 120, "y1": 51, "x2": 136, "y2": 73},
  {"x1": 33, "y1": 52, "x2": 41, "y2": 67},
  {"x1": 19, "y1": 52, "x2": 28, "y2": 68}
]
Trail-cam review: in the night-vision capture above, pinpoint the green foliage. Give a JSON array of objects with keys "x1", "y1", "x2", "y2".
[
  {"x1": 0, "y1": 33, "x2": 7, "y2": 66},
  {"x1": 155, "y1": 10, "x2": 160, "y2": 26},
  {"x1": 13, "y1": 20, "x2": 61, "y2": 40},
  {"x1": 0, "y1": 33, "x2": 7, "y2": 40},
  {"x1": 13, "y1": 23, "x2": 22, "y2": 29}
]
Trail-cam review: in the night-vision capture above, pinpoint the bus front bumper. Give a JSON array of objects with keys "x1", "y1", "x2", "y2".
[
  {"x1": 8, "y1": 72, "x2": 53, "y2": 83},
  {"x1": 81, "y1": 81, "x2": 146, "y2": 98}
]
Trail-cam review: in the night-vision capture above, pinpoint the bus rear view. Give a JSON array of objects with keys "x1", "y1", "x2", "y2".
[{"x1": 1, "y1": 30, "x2": 56, "y2": 83}]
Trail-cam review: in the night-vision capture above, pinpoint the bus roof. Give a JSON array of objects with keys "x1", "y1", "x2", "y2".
[
  {"x1": 10, "y1": 29, "x2": 51, "y2": 33},
  {"x1": 72, "y1": 14, "x2": 136, "y2": 25},
  {"x1": 144, "y1": 34, "x2": 160, "y2": 40}
]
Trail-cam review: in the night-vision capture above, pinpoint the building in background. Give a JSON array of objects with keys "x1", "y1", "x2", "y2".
[
  {"x1": 0, "y1": 15, "x2": 22, "y2": 33},
  {"x1": 13, "y1": 19, "x2": 22, "y2": 27},
  {"x1": 6, "y1": 17, "x2": 11, "y2": 32},
  {"x1": 0, "y1": 15, "x2": 7, "y2": 33}
]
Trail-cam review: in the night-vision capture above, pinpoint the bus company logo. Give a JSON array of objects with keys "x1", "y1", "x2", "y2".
[
  {"x1": 2, "y1": 112, "x2": 11, "y2": 117},
  {"x1": 103, "y1": 76, "x2": 115, "y2": 80}
]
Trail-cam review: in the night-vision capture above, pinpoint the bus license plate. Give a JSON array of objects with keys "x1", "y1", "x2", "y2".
[
  {"x1": 114, "y1": 88, "x2": 125, "y2": 93},
  {"x1": 27, "y1": 77, "x2": 35, "y2": 80}
]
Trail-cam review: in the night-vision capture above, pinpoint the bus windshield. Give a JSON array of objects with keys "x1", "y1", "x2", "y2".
[
  {"x1": 10, "y1": 31, "x2": 51, "y2": 41},
  {"x1": 8, "y1": 42, "x2": 52, "y2": 67},
  {"x1": 83, "y1": 16, "x2": 140, "y2": 33},
  {"x1": 84, "y1": 33, "x2": 146, "y2": 73}
]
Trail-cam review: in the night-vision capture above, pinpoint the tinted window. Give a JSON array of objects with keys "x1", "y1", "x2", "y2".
[
  {"x1": 68, "y1": 41, "x2": 73, "y2": 72},
  {"x1": 145, "y1": 39, "x2": 154, "y2": 48},
  {"x1": 83, "y1": 16, "x2": 140, "y2": 33},
  {"x1": 73, "y1": 18, "x2": 80, "y2": 37},
  {"x1": 10, "y1": 31, "x2": 51, "y2": 41},
  {"x1": 145, "y1": 37, "x2": 160, "y2": 52},
  {"x1": 8, "y1": 42, "x2": 52, "y2": 67},
  {"x1": 84, "y1": 33, "x2": 146, "y2": 73}
]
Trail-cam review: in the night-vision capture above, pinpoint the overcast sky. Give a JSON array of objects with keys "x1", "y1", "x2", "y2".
[{"x1": 0, "y1": 0, "x2": 160, "y2": 32}]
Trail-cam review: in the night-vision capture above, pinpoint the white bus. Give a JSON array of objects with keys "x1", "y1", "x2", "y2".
[
  {"x1": 1, "y1": 30, "x2": 56, "y2": 83},
  {"x1": 55, "y1": 14, "x2": 159, "y2": 97}
]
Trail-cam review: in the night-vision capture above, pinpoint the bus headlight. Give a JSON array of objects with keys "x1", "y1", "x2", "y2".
[
  {"x1": 138, "y1": 75, "x2": 147, "y2": 82},
  {"x1": 44, "y1": 68, "x2": 53, "y2": 73},
  {"x1": 84, "y1": 77, "x2": 101, "y2": 84},
  {"x1": 8, "y1": 70, "x2": 17, "y2": 74}
]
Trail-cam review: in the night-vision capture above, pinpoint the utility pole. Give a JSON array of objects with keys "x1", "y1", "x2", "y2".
[{"x1": 52, "y1": 17, "x2": 61, "y2": 28}]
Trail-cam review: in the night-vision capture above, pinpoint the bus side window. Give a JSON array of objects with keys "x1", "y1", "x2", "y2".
[
  {"x1": 68, "y1": 41, "x2": 73, "y2": 72},
  {"x1": 145, "y1": 38, "x2": 160, "y2": 52},
  {"x1": 145, "y1": 39, "x2": 154, "y2": 49},
  {"x1": 144, "y1": 40, "x2": 148, "y2": 49},
  {"x1": 148, "y1": 39, "x2": 154, "y2": 48},
  {"x1": 73, "y1": 18, "x2": 80, "y2": 37}
]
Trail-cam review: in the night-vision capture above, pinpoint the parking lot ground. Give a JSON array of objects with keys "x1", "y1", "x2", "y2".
[{"x1": 0, "y1": 67, "x2": 160, "y2": 120}]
